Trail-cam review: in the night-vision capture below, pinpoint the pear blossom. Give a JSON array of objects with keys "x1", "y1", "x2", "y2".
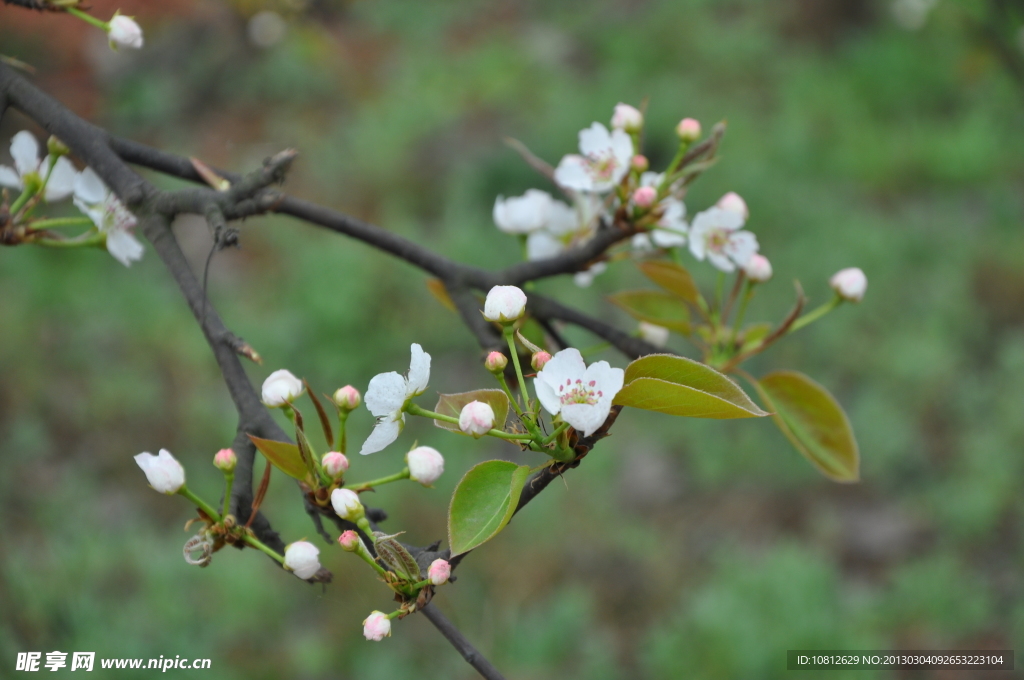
[
  {"x1": 283, "y1": 541, "x2": 321, "y2": 579},
  {"x1": 676, "y1": 117, "x2": 702, "y2": 142},
  {"x1": 261, "y1": 369, "x2": 304, "y2": 407},
  {"x1": 485, "y1": 351, "x2": 508, "y2": 373},
  {"x1": 639, "y1": 322, "x2": 670, "y2": 348},
  {"x1": 611, "y1": 103, "x2": 643, "y2": 133},
  {"x1": 525, "y1": 192, "x2": 605, "y2": 261},
  {"x1": 631, "y1": 172, "x2": 687, "y2": 249},
  {"x1": 322, "y1": 451, "x2": 350, "y2": 479},
  {"x1": 407, "y1": 446, "x2": 444, "y2": 486},
  {"x1": 573, "y1": 262, "x2": 607, "y2": 288},
  {"x1": 333, "y1": 385, "x2": 361, "y2": 411},
  {"x1": 631, "y1": 154, "x2": 649, "y2": 173},
  {"x1": 428, "y1": 558, "x2": 451, "y2": 585},
  {"x1": 493, "y1": 189, "x2": 562, "y2": 234},
  {"x1": 73, "y1": 168, "x2": 144, "y2": 267},
  {"x1": 108, "y1": 14, "x2": 144, "y2": 50},
  {"x1": 830, "y1": 267, "x2": 867, "y2": 302},
  {"x1": 716, "y1": 191, "x2": 749, "y2": 220},
  {"x1": 459, "y1": 401, "x2": 495, "y2": 438},
  {"x1": 744, "y1": 254, "x2": 773, "y2": 283},
  {"x1": 338, "y1": 530, "x2": 361, "y2": 551},
  {"x1": 134, "y1": 449, "x2": 185, "y2": 495},
  {"x1": 360, "y1": 344, "x2": 431, "y2": 455},
  {"x1": 531, "y1": 351, "x2": 552, "y2": 371},
  {"x1": 331, "y1": 488, "x2": 364, "y2": 520},
  {"x1": 632, "y1": 186, "x2": 657, "y2": 209},
  {"x1": 688, "y1": 206, "x2": 758, "y2": 272},
  {"x1": 483, "y1": 285, "x2": 527, "y2": 322},
  {"x1": 363, "y1": 611, "x2": 392, "y2": 641},
  {"x1": 554, "y1": 122, "x2": 633, "y2": 193},
  {"x1": 0, "y1": 131, "x2": 76, "y2": 202},
  {"x1": 213, "y1": 448, "x2": 237, "y2": 472},
  {"x1": 534, "y1": 348, "x2": 624, "y2": 436}
]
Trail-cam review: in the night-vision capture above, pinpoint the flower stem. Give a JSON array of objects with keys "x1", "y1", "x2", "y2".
[
  {"x1": 346, "y1": 468, "x2": 411, "y2": 492},
  {"x1": 28, "y1": 217, "x2": 95, "y2": 230},
  {"x1": 789, "y1": 294, "x2": 843, "y2": 333},
  {"x1": 241, "y1": 533, "x2": 285, "y2": 564},
  {"x1": 65, "y1": 6, "x2": 109, "y2": 31},
  {"x1": 9, "y1": 186, "x2": 34, "y2": 216},
  {"x1": 504, "y1": 327, "x2": 530, "y2": 409},
  {"x1": 221, "y1": 472, "x2": 234, "y2": 519},
  {"x1": 656, "y1": 141, "x2": 691, "y2": 196},
  {"x1": 30, "y1": 233, "x2": 105, "y2": 248},
  {"x1": 177, "y1": 485, "x2": 221, "y2": 523},
  {"x1": 353, "y1": 541, "x2": 389, "y2": 577},
  {"x1": 543, "y1": 422, "x2": 570, "y2": 445},
  {"x1": 731, "y1": 280, "x2": 755, "y2": 337},
  {"x1": 335, "y1": 409, "x2": 348, "y2": 454},
  {"x1": 495, "y1": 372, "x2": 524, "y2": 417}
]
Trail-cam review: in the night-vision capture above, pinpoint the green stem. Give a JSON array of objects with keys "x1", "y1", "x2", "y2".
[
  {"x1": 177, "y1": 485, "x2": 222, "y2": 523},
  {"x1": 335, "y1": 409, "x2": 348, "y2": 454},
  {"x1": 406, "y1": 403, "x2": 534, "y2": 441},
  {"x1": 354, "y1": 543, "x2": 389, "y2": 577},
  {"x1": 241, "y1": 533, "x2": 285, "y2": 564},
  {"x1": 656, "y1": 142, "x2": 690, "y2": 196},
  {"x1": 9, "y1": 186, "x2": 34, "y2": 216},
  {"x1": 65, "y1": 6, "x2": 110, "y2": 31},
  {"x1": 32, "y1": 233, "x2": 105, "y2": 248},
  {"x1": 543, "y1": 422, "x2": 570, "y2": 445},
  {"x1": 221, "y1": 473, "x2": 234, "y2": 519},
  {"x1": 731, "y1": 281, "x2": 755, "y2": 337},
  {"x1": 504, "y1": 327, "x2": 530, "y2": 410},
  {"x1": 29, "y1": 217, "x2": 94, "y2": 229},
  {"x1": 346, "y1": 468, "x2": 411, "y2": 492},
  {"x1": 495, "y1": 372, "x2": 524, "y2": 417},
  {"x1": 789, "y1": 295, "x2": 843, "y2": 333},
  {"x1": 713, "y1": 271, "x2": 725, "y2": 320}
]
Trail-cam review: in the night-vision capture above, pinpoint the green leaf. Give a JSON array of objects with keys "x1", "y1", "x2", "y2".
[
  {"x1": 448, "y1": 460, "x2": 531, "y2": 556},
  {"x1": 637, "y1": 260, "x2": 701, "y2": 305},
  {"x1": 248, "y1": 435, "x2": 310, "y2": 482},
  {"x1": 373, "y1": 531, "x2": 421, "y2": 581},
  {"x1": 754, "y1": 371, "x2": 860, "y2": 482},
  {"x1": 608, "y1": 290, "x2": 690, "y2": 334},
  {"x1": 434, "y1": 389, "x2": 510, "y2": 435},
  {"x1": 613, "y1": 354, "x2": 768, "y2": 418}
]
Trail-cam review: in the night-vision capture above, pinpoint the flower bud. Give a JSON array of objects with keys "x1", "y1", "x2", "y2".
[
  {"x1": 632, "y1": 186, "x2": 657, "y2": 209},
  {"x1": 407, "y1": 446, "x2": 444, "y2": 487},
  {"x1": 47, "y1": 136, "x2": 70, "y2": 157},
  {"x1": 631, "y1": 154, "x2": 650, "y2": 173},
  {"x1": 483, "y1": 285, "x2": 527, "y2": 323},
  {"x1": 333, "y1": 385, "x2": 361, "y2": 411},
  {"x1": 830, "y1": 267, "x2": 867, "y2": 302},
  {"x1": 459, "y1": 401, "x2": 495, "y2": 438},
  {"x1": 108, "y1": 14, "x2": 144, "y2": 50},
  {"x1": 743, "y1": 254, "x2": 773, "y2": 283},
  {"x1": 284, "y1": 541, "x2": 321, "y2": 579},
  {"x1": 428, "y1": 558, "x2": 451, "y2": 585},
  {"x1": 638, "y1": 322, "x2": 670, "y2": 348},
  {"x1": 716, "y1": 191, "x2": 749, "y2": 221},
  {"x1": 338, "y1": 530, "x2": 361, "y2": 552},
  {"x1": 134, "y1": 449, "x2": 185, "y2": 495},
  {"x1": 611, "y1": 103, "x2": 644, "y2": 133},
  {"x1": 322, "y1": 451, "x2": 350, "y2": 479},
  {"x1": 531, "y1": 351, "x2": 552, "y2": 371},
  {"x1": 675, "y1": 117, "x2": 701, "y2": 142},
  {"x1": 262, "y1": 369, "x2": 304, "y2": 407},
  {"x1": 213, "y1": 448, "x2": 237, "y2": 473},
  {"x1": 485, "y1": 351, "x2": 508, "y2": 373},
  {"x1": 331, "y1": 488, "x2": 364, "y2": 520},
  {"x1": 363, "y1": 611, "x2": 392, "y2": 641}
]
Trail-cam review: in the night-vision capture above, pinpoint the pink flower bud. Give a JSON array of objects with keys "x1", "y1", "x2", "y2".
[
  {"x1": 483, "y1": 285, "x2": 527, "y2": 322},
  {"x1": 213, "y1": 448, "x2": 237, "y2": 473},
  {"x1": 485, "y1": 351, "x2": 508, "y2": 374},
  {"x1": 611, "y1": 103, "x2": 644, "y2": 133},
  {"x1": 407, "y1": 446, "x2": 444, "y2": 486},
  {"x1": 333, "y1": 385, "x2": 361, "y2": 411},
  {"x1": 830, "y1": 267, "x2": 867, "y2": 302},
  {"x1": 676, "y1": 117, "x2": 701, "y2": 142},
  {"x1": 716, "y1": 191, "x2": 749, "y2": 220},
  {"x1": 459, "y1": 401, "x2": 495, "y2": 438},
  {"x1": 284, "y1": 541, "x2": 321, "y2": 579},
  {"x1": 631, "y1": 155, "x2": 650, "y2": 172},
  {"x1": 428, "y1": 558, "x2": 451, "y2": 585},
  {"x1": 322, "y1": 451, "x2": 350, "y2": 479},
  {"x1": 331, "y1": 488, "x2": 364, "y2": 520},
  {"x1": 338, "y1": 530, "x2": 361, "y2": 552},
  {"x1": 134, "y1": 449, "x2": 185, "y2": 494},
  {"x1": 108, "y1": 15, "x2": 144, "y2": 50},
  {"x1": 531, "y1": 351, "x2": 552, "y2": 371},
  {"x1": 632, "y1": 186, "x2": 657, "y2": 209},
  {"x1": 743, "y1": 254, "x2": 773, "y2": 283},
  {"x1": 363, "y1": 611, "x2": 392, "y2": 641}
]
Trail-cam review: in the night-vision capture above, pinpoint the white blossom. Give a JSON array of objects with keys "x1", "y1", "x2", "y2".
[
  {"x1": 428, "y1": 558, "x2": 451, "y2": 585},
  {"x1": 744, "y1": 254, "x2": 773, "y2": 283},
  {"x1": 638, "y1": 322, "x2": 670, "y2": 348},
  {"x1": 360, "y1": 344, "x2": 431, "y2": 455},
  {"x1": 554, "y1": 122, "x2": 633, "y2": 193},
  {"x1": 407, "y1": 446, "x2": 444, "y2": 486},
  {"x1": 331, "y1": 488, "x2": 364, "y2": 519},
  {"x1": 533, "y1": 348, "x2": 624, "y2": 436},
  {"x1": 363, "y1": 611, "x2": 392, "y2": 641},
  {"x1": 134, "y1": 448, "x2": 185, "y2": 494},
  {"x1": 688, "y1": 206, "x2": 758, "y2": 272},
  {"x1": 261, "y1": 369, "x2": 304, "y2": 407},
  {"x1": 573, "y1": 261, "x2": 607, "y2": 288},
  {"x1": 73, "y1": 168, "x2": 144, "y2": 267},
  {"x1": 830, "y1": 267, "x2": 867, "y2": 302},
  {"x1": 631, "y1": 172, "x2": 687, "y2": 249},
  {"x1": 493, "y1": 189, "x2": 558, "y2": 234},
  {"x1": 458, "y1": 401, "x2": 495, "y2": 438},
  {"x1": 108, "y1": 15, "x2": 143, "y2": 50},
  {"x1": 0, "y1": 131, "x2": 76, "y2": 202},
  {"x1": 483, "y1": 285, "x2": 527, "y2": 322},
  {"x1": 611, "y1": 103, "x2": 643, "y2": 133},
  {"x1": 716, "y1": 191, "x2": 749, "y2": 220},
  {"x1": 283, "y1": 541, "x2": 321, "y2": 579}
]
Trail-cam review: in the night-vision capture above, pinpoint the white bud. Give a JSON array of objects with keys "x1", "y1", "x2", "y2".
[
  {"x1": 283, "y1": 541, "x2": 321, "y2": 579},
  {"x1": 638, "y1": 322, "x2": 670, "y2": 348},
  {"x1": 483, "y1": 285, "x2": 527, "y2": 323},
  {"x1": 261, "y1": 369, "x2": 304, "y2": 407},
  {"x1": 108, "y1": 15, "x2": 144, "y2": 50},
  {"x1": 407, "y1": 446, "x2": 444, "y2": 486},
  {"x1": 363, "y1": 611, "x2": 392, "y2": 641},
  {"x1": 743, "y1": 254, "x2": 773, "y2": 283},
  {"x1": 333, "y1": 385, "x2": 361, "y2": 411},
  {"x1": 458, "y1": 401, "x2": 495, "y2": 438},
  {"x1": 716, "y1": 191, "x2": 749, "y2": 221},
  {"x1": 830, "y1": 267, "x2": 867, "y2": 302},
  {"x1": 331, "y1": 488, "x2": 364, "y2": 520},
  {"x1": 134, "y1": 449, "x2": 185, "y2": 494},
  {"x1": 611, "y1": 103, "x2": 643, "y2": 133},
  {"x1": 322, "y1": 452, "x2": 350, "y2": 479}
]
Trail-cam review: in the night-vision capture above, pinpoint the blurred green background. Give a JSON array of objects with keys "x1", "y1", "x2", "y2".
[{"x1": 2, "y1": 0, "x2": 1023, "y2": 678}]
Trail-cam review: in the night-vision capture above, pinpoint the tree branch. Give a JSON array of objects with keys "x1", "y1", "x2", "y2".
[{"x1": 420, "y1": 604, "x2": 507, "y2": 680}]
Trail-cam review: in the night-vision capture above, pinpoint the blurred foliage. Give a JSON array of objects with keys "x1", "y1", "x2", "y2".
[{"x1": 2, "y1": 0, "x2": 1023, "y2": 677}]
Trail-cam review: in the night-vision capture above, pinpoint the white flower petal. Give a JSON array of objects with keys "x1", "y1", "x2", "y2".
[
  {"x1": 106, "y1": 228, "x2": 145, "y2": 267},
  {"x1": 406, "y1": 343, "x2": 431, "y2": 395},
  {"x1": 560, "y1": 402, "x2": 610, "y2": 437},
  {"x1": 584, "y1": 361, "x2": 624, "y2": 402},
  {"x1": 545, "y1": 199, "x2": 579, "y2": 236},
  {"x1": 493, "y1": 189, "x2": 552, "y2": 234},
  {"x1": 0, "y1": 165, "x2": 21, "y2": 188},
  {"x1": 74, "y1": 167, "x2": 108, "y2": 205},
  {"x1": 707, "y1": 250, "x2": 735, "y2": 272},
  {"x1": 578, "y1": 122, "x2": 613, "y2": 157},
  {"x1": 553, "y1": 155, "x2": 594, "y2": 192},
  {"x1": 651, "y1": 227, "x2": 687, "y2": 248},
  {"x1": 534, "y1": 376, "x2": 561, "y2": 415},
  {"x1": 43, "y1": 156, "x2": 76, "y2": 202},
  {"x1": 364, "y1": 372, "x2": 409, "y2": 416},
  {"x1": 608, "y1": 128, "x2": 634, "y2": 183},
  {"x1": 526, "y1": 230, "x2": 565, "y2": 261},
  {"x1": 537, "y1": 348, "x2": 587, "y2": 393},
  {"x1": 725, "y1": 230, "x2": 758, "y2": 266},
  {"x1": 360, "y1": 414, "x2": 403, "y2": 455},
  {"x1": 10, "y1": 131, "x2": 39, "y2": 177}
]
